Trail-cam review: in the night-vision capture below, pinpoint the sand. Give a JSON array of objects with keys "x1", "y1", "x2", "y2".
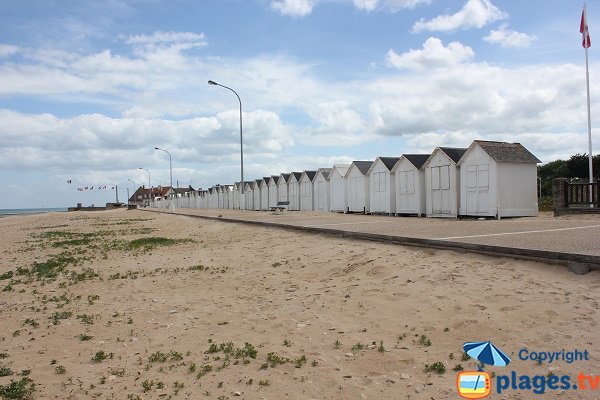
[{"x1": 0, "y1": 209, "x2": 598, "y2": 400}]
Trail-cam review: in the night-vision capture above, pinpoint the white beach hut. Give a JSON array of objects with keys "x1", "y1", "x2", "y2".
[
  {"x1": 253, "y1": 179, "x2": 262, "y2": 211},
  {"x1": 233, "y1": 182, "x2": 241, "y2": 209},
  {"x1": 314, "y1": 168, "x2": 331, "y2": 211},
  {"x1": 223, "y1": 185, "x2": 233, "y2": 209},
  {"x1": 345, "y1": 161, "x2": 373, "y2": 213},
  {"x1": 244, "y1": 181, "x2": 254, "y2": 210},
  {"x1": 329, "y1": 164, "x2": 350, "y2": 212},
  {"x1": 367, "y1": 157, "x2": 400, "y2": 214},
  {"x1": 217, "y1": 186, "x2": 224, "y2": 209},
  {"x1": 208, "y1": 187, "x2": 217, "y2": 209},
  {"x1": 278, "y1": 173, "x2": 291, "y2": 204},
  {"x1": 424, "y1": 147, "x2": 467, "y2": 218},
  {"x1": 259, "y1": 177, "x2": 270, "y2": 211},
  {"x1": 288, "y1": 172, "x2": 302, "y2": 211},
  {"x1": 392, "y1": 154, "x2": 430, "y2": 216},
  {"x1": 457, "y1": 140, "x2": 541, "y2": 218},
  {"x1": 299, "y1": 171, "x2": 317, "y2": 211},
  {"x1": 268, "y1": 176, "x2": 280, "y2": 209}
]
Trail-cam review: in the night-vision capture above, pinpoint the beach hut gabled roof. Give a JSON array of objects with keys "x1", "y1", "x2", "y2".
[
  {"x1": 317, "y1": 168, "x2": 332, "y2": 180},
  {"x1": 438, "y1": 147, "x2": 468, "y2": 164},
  {"x1": 331, "y1": 164, "x2": 351, "y2": 177},
  {"x1": 280, "y1": 173, "x2": 291, "y2": 183},
  {"x1": 291, "y1": 172, "x2": 302, "y2": 181},
  {"x1": 351, "y1": 161, "x2": 374, "y2": 176},
  {"x1": 402, "y1": 154, "x2": 430, "y2": 169},
  {"x1": 367, "y1": 157, "x2": 400, "y2": 174},
  {"x1": 302, "y1": 171, "x2": 317, "y2": 181},
  {"x1": 270, "y1": 175, "x2": 280, "y2": 185},
  {"x1": 461, "y1": 140, "x2": 541, "y2": 164}
]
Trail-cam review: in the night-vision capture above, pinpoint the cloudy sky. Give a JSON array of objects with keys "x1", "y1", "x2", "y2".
[{"x1": 0, "y1": 0, "x2": 597, "y2": 208}]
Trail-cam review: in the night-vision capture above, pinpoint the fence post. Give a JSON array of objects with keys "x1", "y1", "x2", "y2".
[{"x1": 552, "y1": 178, "x2": 568, "y2": 216}]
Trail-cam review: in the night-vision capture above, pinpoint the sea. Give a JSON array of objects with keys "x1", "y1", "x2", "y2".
[{"x1": 0, "y1": 208, "x2": 68, "y2": 216}]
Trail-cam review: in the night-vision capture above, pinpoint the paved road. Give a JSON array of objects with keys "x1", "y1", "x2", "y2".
[{"x1": 149, "y1": 208, "x2": 600, "y2": 272}]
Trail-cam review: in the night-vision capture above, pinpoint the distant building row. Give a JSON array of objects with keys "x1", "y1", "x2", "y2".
[{"x1": 149, "y1": 140, "x2": 541, "y2": 218}]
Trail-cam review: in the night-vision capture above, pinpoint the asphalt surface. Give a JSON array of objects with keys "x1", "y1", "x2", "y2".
[{"x1": 147, "y1": 208, "x2": 600, "y2": 272}]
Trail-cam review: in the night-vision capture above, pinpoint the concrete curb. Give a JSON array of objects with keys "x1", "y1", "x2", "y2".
[{"x1": 144, "y1": 209, "x2": 600, "y2": 275}]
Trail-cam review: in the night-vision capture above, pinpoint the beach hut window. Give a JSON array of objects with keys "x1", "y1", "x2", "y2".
[
  {"x1": 373, "y1": 172, "x2": 386, "y2": 192},
  {"x1": 398, "y1": 170, "x2": 415, "y2": 194},
  {"x1": 431, "y1": 166, "x2": 450, "y2": 190}
]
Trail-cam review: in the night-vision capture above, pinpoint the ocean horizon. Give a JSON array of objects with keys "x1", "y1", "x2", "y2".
[{"x1": 0, "y1": 207, "x2": 68, "y2": 216}]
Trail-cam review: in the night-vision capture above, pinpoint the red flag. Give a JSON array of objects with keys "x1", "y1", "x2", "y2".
[{"x1": 581, "y1": 8, "x2": 591, "y2": 48}]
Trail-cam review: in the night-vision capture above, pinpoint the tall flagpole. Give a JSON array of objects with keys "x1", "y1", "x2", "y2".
[{"x1": 583, "y1": 3, "x2": 594, "y2": 204}]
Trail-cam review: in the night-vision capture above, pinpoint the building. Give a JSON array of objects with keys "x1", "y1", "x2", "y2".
[
  {"x1": 253, "y1": 179, "x2": 262, "y2": 210},
  {"x1": 288, "y1": 172, "x2": 302, "y2": 211},
  {"x1": 314, "y1": 168, "x2": 331, "y2": 212},
  {"x1": 367, "y1": 157, "x2": 400, "y2": 214},
  {"x1": 244, "y1": 181, "x2": 254, "y2": 210},
  {"x1": 268, "y1": 176, "x2": 280, "y2": 209},
  {"x1": 300, "y1": 171, "x2": 317, "y2": 211},
  {"x1": 424, "y1": 147, "x2": 467, "y2": 218},
  {"x1": 129, "y1": 186, "x2": 175, "y2": 207},
  {"x1": 457, "y1": 140, "x2": 541, "y2": 218},
  {"x1": 345, "y1": 161, "x2": 373, "y2": 213},
  {"x1": 259, "y1": 177, "x2": 270, "y2": 211},
  {"x1": 392, "y1": 154, "x2": 430, "y2": 216},
  {"x1": 278, "y1": 173, "x2": 291, "y2": 204},
  {"x1": 329, "y1": 164, "x2": 350, "y2": 212}
]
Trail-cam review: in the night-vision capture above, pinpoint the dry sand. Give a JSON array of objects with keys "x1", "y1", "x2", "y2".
[{"x1": 0, "y1": 209, "x2": 598, "y2": 400}]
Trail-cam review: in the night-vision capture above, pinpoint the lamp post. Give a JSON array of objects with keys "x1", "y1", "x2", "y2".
[
  {"x1": 139, "y1": 168, "x2": 150, "y2": 206},
  {"x1": 127, "y1": 179, "x2": 135, "y2": 205},
  {"x1": 154, "y1": 146, "x2": 173, "y2": 190},
  {"x1": 208, "y1": 79, "x2": 244, "y2": 209}
]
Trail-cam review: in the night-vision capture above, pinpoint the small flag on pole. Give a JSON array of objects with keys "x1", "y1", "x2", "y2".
[
  {"x1": 581, "y1": 7, "x2": 591, "y2": 48},
  {"x1": 67, "y1": 179, "x2": 72, "y2": 184}
]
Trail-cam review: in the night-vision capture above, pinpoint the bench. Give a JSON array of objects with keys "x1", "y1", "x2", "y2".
[{"x1": 271, "y1": 201, "x2": 290, "y2": 212}]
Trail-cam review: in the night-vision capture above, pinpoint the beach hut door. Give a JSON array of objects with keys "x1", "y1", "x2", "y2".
[
  {"x1": 431, "y1": 165, "x2": 450, "y2": 214},
  {"x1": 318, "y1": 181, "x2": 325, "y2": 210},
  {"x1": 466, "y1": 164, "x2": 489, "y2": 214},
  {"x1": 349, "y1": 177, "x2": 359, "y2": 210}
]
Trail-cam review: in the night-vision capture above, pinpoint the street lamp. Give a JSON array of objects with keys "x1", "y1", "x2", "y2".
[
  {"x1": 127, "y1": 178, "x2": 135, "y2": 205},
  {"x1": 154, "y1": 146, "x2": 173, "y2": 189},
  {"x1": 208, "y1": 79, "x2": 244, "y2": 209},
  {"x1": 139, "y1": 168, "x2": 151, "y2": 206}
]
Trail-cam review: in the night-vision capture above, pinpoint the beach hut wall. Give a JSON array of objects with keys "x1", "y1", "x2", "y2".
[
  {"x1": 314, "y1": 168, "x2": 332, "y2": 211},
  {"x1": 244, "y1": 181, "x2": 254, "y2": 210},
  {"x1": 424, "y1": 147, "x2": 467, "y2": 218},
  {"x1": 253, "y1": 179, "x2": 262, "y2": 210},
  {"x1": 288, "y1": 172, "x2": 302, "y2": 211},
  {"x1": 278, "y1": 173, "x2": 291, "y2": 203},
  {"x1": 457, "y1": 140, "x2": 541, "y2": 218},
  {"x1": 345, "y1": 161, "x2": 373, "y2": 213},
  {"x1": 329, "y1": 164, "x2": 350, "y2": 212},
  {"x1": 268, "y1": 176, "x2": 280, "y2": 209},
  {"x1": 299, "y1": 171, "x2": 317, "y2": 211},
  {"x1": 260, "y1": 177, "x2": 270, "y2": 211},
  {"x1": 367, "y1": 157, "x2": 400, "y2": 214},
  {"x1": 392, "y1": 154, "x2": 429, "y2": 216}
]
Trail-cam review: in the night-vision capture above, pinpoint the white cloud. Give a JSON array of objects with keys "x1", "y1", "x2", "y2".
[
  {"x1": 0, "y1": 44, "x2": 20, "y2": 57},
  {"x1": 386, "y1": 37, "x2": 474, "y2": 70},
  {"x1": 125, "y1": 31, "x2": 207, "y2": 47},
  {"x1": 412, "y1": 0, "x2": 506, "y2": 33},
  {"x1": 271, "y1": 0, "x2": 315, "y2": 17},
  {"x1": 353, "y1": 0, "x2": 430, "y2": 12},
  {"x1": 484, "y1": 24, "x2": 536, "y2": 48}
]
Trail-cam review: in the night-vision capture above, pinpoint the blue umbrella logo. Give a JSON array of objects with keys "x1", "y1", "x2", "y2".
[{"x1": 463, "y1": 341, "x2": 511, "y2": 368}]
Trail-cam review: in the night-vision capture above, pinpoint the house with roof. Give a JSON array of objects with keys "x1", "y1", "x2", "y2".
[
  {"x1": 345, "y1": 161, "x2": 373, "y2": 213},
  {"x1": 368, "y1": 157, "x2": 400, "y2": 214},
  {"x1": 424, "y1": 147, "x2": 467, "y2": 218},
  {"x1": 392, "y1": 154, "x2": 430, "y2": 216},
  {"x1": 314, "y1": 168, "x2": 331, "y2": 211},
  {"x1": 288, "y1": 172, "x2": 302, "y2": 211},
  {"x1": 329, "y1": 164, "x2": 350, "y2": 212},
  {"x1": 129, "y1": 186, "x2": 175, "y2": 207},
  {"x1": 300, "y1": 171, "x2": 317, "y2": 211},
  {"x1": 457, "y1": 140, "x2": 541, "y2": 218}
]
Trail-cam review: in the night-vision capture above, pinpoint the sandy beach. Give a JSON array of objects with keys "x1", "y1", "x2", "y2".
[{"x1": 0, "y1": 209, "x2": 598, "y2": 399}]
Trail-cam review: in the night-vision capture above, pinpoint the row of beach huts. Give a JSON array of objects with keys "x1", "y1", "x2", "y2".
[{"x1": 153, "y1": 140, "x2": 541, "y2": 218}]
